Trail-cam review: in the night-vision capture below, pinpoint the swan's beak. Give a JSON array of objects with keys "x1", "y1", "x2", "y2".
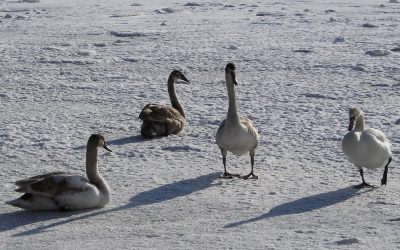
[
  {"x1": 103, "y1": 144, "x2": 112, "y2": 152},
  {"x1": 181, "y1": 75, "x2": 190, "y2": 83},
  {"x1": 348, "y1": 119, "x2": 355, "y2": 131},
  {"x1": 231, "y1": 71, "x2": 238, "y2": 85}
]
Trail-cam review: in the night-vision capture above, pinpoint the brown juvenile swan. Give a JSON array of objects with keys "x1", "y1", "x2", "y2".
[
  {"x1": 139, "y1": 70, "x2": 190, "y2": 138},
  {"x1": 216, "y1": 63, "x2": 260, "y2": 179},
  {"x1": 6, "y1": 134, "x2": 112, "y2": 211}
]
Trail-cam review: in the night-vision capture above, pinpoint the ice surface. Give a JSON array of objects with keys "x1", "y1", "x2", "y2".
[{"x1": 1, "y1": 0, "x2": 400, "y2": 249}]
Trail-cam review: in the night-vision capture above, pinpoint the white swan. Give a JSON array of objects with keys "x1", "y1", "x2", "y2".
[
  {"x1": 216, "y1": 63, "x2": 260, "y2": 179},
  {"x1": 342, "y1": 107, "x2": 392, "y2": 188},
  {"x1": 139, "y1": 70, "x2": 190, "y2": 138},
  {"x1": 6, "y1": 134, "x2": 112, "y2": 210}
]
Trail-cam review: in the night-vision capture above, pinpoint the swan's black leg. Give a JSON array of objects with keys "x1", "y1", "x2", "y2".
[
  {"x1": 240, "y1": 156, "x2": 258, "y2": 179},
  {"x1": 220, "y1": 153, "x2": 239, "y2": 179},
  {"x1": 354, "y1": 169, "x2": 373, "y2": 189},
  {"x1": 381, "y1": 157, "x2": 392, "y2": 186}
]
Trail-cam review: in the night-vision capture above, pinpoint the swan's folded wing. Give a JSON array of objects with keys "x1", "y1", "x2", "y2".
[
  {"x1": 364, "y1": 128, "x2": 391, "y2": 145},
  {"x1": 140, "y1": 105, "x2": 181, "y2": 122},
  {"x1": 14, "y1": 171, "x2": 71, "y2": 187},
  {"x1": 139, "y1": 104, "x2": 161, "y2": 120},
  {"x1": 363, "y1": 129, "x2": 392, "y2": 157},
  {"x1": 15, "y1": 175, "x2": 91, "y2": 198}
]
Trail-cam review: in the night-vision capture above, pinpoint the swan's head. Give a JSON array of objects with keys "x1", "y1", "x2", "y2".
[
  {"x1": 225, "y1": 63, "x2": 238, "y2": 85},
  {"x1": 348, "y1": 107, "x2": 364, "y2": 131},
  {"x1": 170, "y1": 70, "x2": 190, "y2": 83},
  {"x1": 140, "y1": 121, "x2": 167, "y2": 139},
  {"x1": 88, "y1": 134, "x2": 112, "y2": 152}
]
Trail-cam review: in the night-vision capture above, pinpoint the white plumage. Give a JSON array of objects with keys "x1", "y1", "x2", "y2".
[
  {"x1": 216, "y1": 63, "x2": 260, "y2": 179},
  {"x1": 342, "y1": 107, "x2": 392, "y2": 188}
]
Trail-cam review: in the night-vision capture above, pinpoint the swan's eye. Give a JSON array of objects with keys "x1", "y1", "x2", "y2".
[
  {"x1": 156, "y1": 121, "x2": 164, "y2": 125},
  {"x1": 350, "y1": 114, "x2": 356, "y2": 120}
]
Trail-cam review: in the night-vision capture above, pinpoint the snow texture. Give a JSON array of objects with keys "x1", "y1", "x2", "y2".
[{"x1": 1, "y1": 0, "x2": 400, "y2": 249}]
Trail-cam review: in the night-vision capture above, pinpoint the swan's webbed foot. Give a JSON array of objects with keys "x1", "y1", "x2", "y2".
[
  {"x1": 355, "y1": 169, "x2": 373, "y2": 189},
  {"x1": 140, "y1": 121, "x2": 167, "y2": 139},
  {"x1": 220, "y1": 172, "x2": 240, "y2": 179},
  {"x1": 141, "y1": 130, "x2": 157, "y2": 139},
  {"x1": 353, "y1": 182, "x2": 374, "y2": 189},
  {"x1": 240, "y1": 173, "x2": 258, "y2": 180}
]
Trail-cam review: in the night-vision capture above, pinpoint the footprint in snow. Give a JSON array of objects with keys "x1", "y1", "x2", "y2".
[
  {"x1": 336, "y1": 238, "x2": 360, "y2": 245},
  {"x1": 365, "y1": 50, "x2": 390, "y2": 56}
]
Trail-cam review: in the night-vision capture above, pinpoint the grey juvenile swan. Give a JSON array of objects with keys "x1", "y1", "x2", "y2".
[
  {"x1": 139, "y1": 70, "x2": 190, "y2": 138},
  {"x1": 216, "y1": 63, "x2": 260, "y2": 179},
  {"x1": 342, "y1": 107, "x2": 392, "y2": 188},
  {"x1": 6, "y1": 134, "x2": 112, "y2": 210}
]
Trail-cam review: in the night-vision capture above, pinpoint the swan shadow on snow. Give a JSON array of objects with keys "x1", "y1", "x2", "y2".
[
  {"x1": 9, "y1": 172, "x2": 218, "y2": 237},
  {"x1": 224, "y1": 186, "x2": 371, "y2": 228},
  {"x1": 105, "y1": 135, "x2": 147, "y2": 146},
  {"x1": 127, "y1": 172, "x2": 218, "y2": 207},
  {"x1": 0, "y1": 209, "x2": 94, "y2": 234}
]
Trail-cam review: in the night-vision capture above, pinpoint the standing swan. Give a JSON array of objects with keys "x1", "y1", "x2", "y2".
[
  {"x1": 139, "y1": 70, "x2": 190, "y2": 138},
  {"x1": 6, "y1": 134, "x2": 112, "y2": 211},
  {"x1": 342, "y1": 107, "x2": 392, "y2": 188},
  {"x1": 216, "y1": 63, "x2": 260, "y2": 179}
]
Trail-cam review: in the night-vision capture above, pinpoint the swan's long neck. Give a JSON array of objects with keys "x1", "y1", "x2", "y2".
[
  {"x1": 168, "y1": 76, "x2": 185, "y2": 118},
  {"x1": 225, "y1": 74, "x2": 240, "y2": 123},
  {"x1": 354, "y1": 114, "x2": 365, "y2": 131},
  {"x1": 86, "y1": 145, "x2": 110, "y2": 197}
]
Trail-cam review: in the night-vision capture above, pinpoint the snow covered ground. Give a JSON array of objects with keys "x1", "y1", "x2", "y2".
[{"x1": 1, "y1": 0, "x2": 400, "y2": 248}]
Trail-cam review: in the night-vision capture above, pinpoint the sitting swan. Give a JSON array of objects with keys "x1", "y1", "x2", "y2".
[
  {"x1": 139, "y1": 70, "x2": 190, "y2": 138},
  {"x1": 342, "y1": 107, "x2": 392, "y2": 188},
  {"x1": 6, "y1": 134, "x2": 112, "y2": 210},
  {"x1": 216, "y1": 63, "x2": 260, "y2": 179}
]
